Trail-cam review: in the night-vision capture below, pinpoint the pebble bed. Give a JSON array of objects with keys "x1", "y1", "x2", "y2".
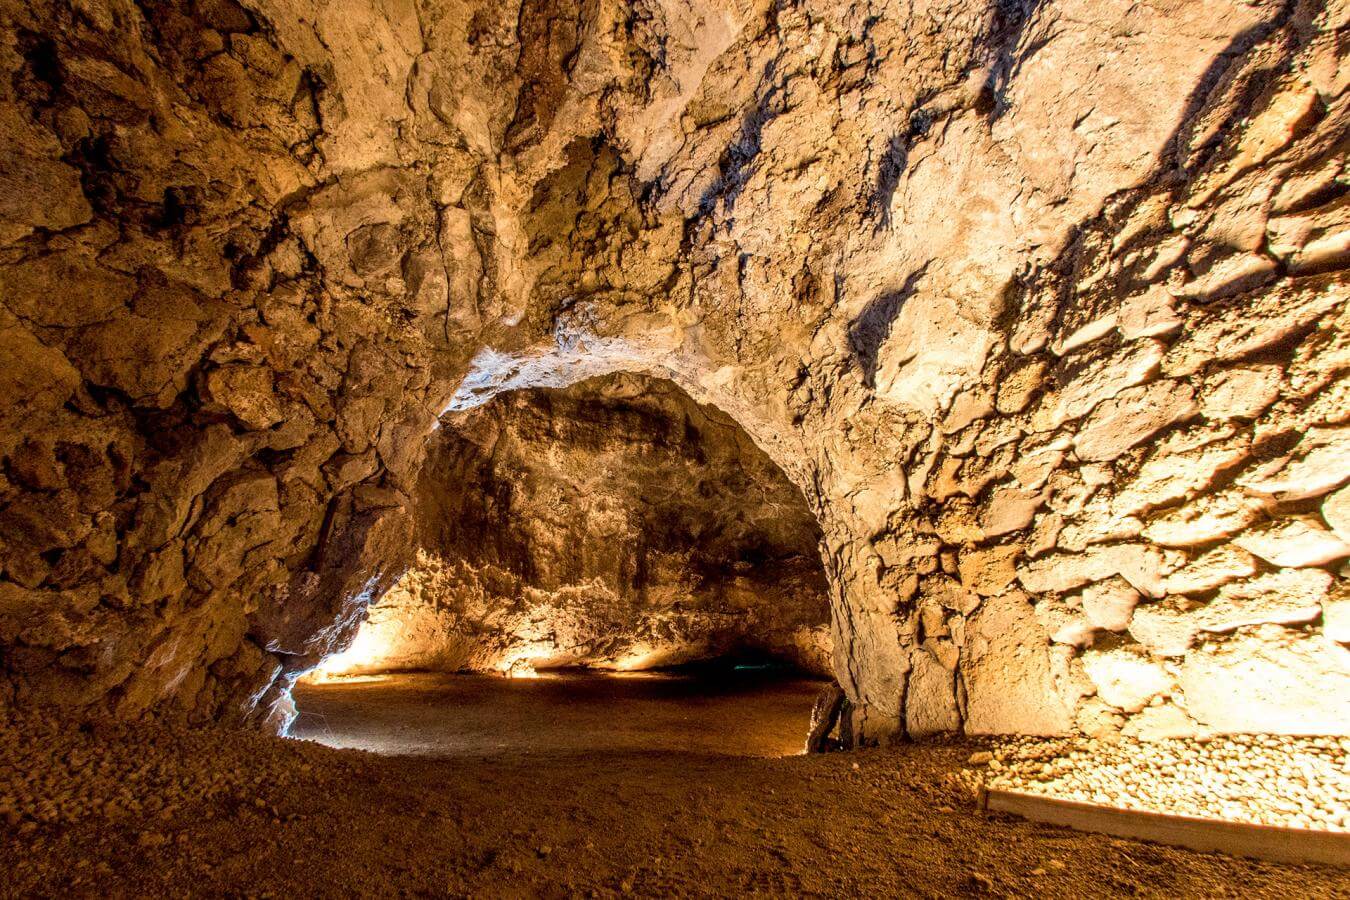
[{"x1": 963, "y1": 735, "x2": 1350, "y2": 832}]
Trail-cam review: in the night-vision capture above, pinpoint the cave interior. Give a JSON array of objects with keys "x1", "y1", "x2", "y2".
[{"x1": 1, "y1": 0, "x2": 1348, "y2": 893}]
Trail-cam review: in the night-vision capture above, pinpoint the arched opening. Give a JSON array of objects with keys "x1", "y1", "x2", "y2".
[{"x1": 289, "y1": 372, "x2": 841, "y2": 756}]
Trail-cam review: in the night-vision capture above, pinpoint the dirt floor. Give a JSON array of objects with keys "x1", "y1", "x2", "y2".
[{"x1": 2, "y1": 673, "x2": 1347, "y2": 898}]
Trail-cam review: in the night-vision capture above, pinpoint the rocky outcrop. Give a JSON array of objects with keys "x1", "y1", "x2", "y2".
[
  {"x1": 312, "y1": 373, "x2": 831, "y2": 677},
  {"x1": 1, "y1": 0, "x2": 1347, "y2": 740}
]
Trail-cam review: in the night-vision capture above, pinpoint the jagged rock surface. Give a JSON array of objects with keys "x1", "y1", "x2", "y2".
[
  {"x1": 0, "y1": 0, "x2": 1347, "y2": 740},
  {"x1": 313, "y1": 373, "x2": 831, "y2": 678}
]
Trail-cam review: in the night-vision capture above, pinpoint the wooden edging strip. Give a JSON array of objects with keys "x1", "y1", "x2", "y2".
[{"x1": 980, "y1": 787, "x2": 1350, "y2": 867}]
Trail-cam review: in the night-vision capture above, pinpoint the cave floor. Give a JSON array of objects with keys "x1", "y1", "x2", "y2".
[
  {"x1": 290, "y1": 669, "x2": 827, "y2": 758},
  {"x1": 3, "y1": 675, "x2": 1345, "y2": 899}
]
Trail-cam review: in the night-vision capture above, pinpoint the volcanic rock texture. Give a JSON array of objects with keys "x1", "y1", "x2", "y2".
[
  {"x1": 0, "y1": 0, "x2": 1348, "y2": 740},
  {"x1": 315, "y1": 373, "x2": 831, "y2": 677}
]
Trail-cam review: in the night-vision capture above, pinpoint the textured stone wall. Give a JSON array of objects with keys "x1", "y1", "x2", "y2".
[
  {"x1": 313, "y1": 373, "x2": 831, "y2": 677},
  {"x1": 1, "y1": 0, "x2": 1346, "y2": 739},
  {"x1": 0, "y1": 0, "x2": 529, "y2": 726}
]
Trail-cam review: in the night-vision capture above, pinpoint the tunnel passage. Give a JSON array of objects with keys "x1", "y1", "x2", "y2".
[
  {"x1": 305, "y1": 372, "x2": 833, "y2": 681},
  {"x1": 291, "y1": 372, "x2": 835, "y2": 755}
]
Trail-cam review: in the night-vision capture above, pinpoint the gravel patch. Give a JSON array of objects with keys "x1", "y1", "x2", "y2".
[{"x1": 964, "y1": 734, "x2": 1350, "y2": 832}]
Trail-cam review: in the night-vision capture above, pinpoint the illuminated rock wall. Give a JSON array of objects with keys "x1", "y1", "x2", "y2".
[
  {"x1": 315, "y1": 373, "x2": 832, "y2": 677},
  {"x1": 0, "y1": 0, "x2": 1346, "y2": 739}
]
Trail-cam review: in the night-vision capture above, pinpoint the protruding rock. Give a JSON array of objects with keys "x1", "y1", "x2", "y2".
[
  {"x1": 1043, "y1": 339, "x2": 1165, "y2": 429},
  {"x1": 1034, "y1": 597, "x2": 1097, "y2": 648},
  {"x1": 1199, "y1": 365, "x2": 1282, "y2": 421},
  {"x1": 1118, "y1": 286, "x2": 1181, "y2": 340},
  {"x1": 957, "y1": 546, "x2": 1020, "y2": 598},
  {"x1": 1180, "y1": 627, "x2": 1350, "y2": 734},
  {"x1": 1111, "y1": 430, "x2": 1249, "y2": 517},
  {"x1": 1196, "y1": 569, "x2": 1331, "y2": 635},
  {"x1": 963, "y1": 592, "x2": 1075, "y2": 735},
  {"x1": 1237, "y1": 425, "x2": 1350, "y2": 500},
  {"x1": 1323, "y1": 593, "x2": 1350, "y2": 644},
  {"x1": 1319, "y1": 485, "x2": 1350, "y2": 544},
  {"x1": 1019, "y1": 543, "x2": 1173, "y2": 598},
  {"x1": 1129, "y1": 599, "x2": 1201, "y2": 656},
  {"x1": 1119, "y1": 703, "x2": 1203, "y2": 740},
  {"x1": 905, "y1": 644, "x2": 961, "y2": 738},
  {"x1": 1163, "y1": 545, "x2": 1259, "y2": 596},
  {"x1": 1082, "y1": 646, "x2": 1172, "y2": 713},
  {"x1": 1079, "y1": 577, "x2": 1140, "y2": 632},
  {"x1": 202, "y1": 365, "x2": 284, "y2": 430},
  {"x1": 1163, "y1": 276, "x2": 1346, "y2": 377},
  {"x1": 995, "y1": 357, "x2": 1048, "y2": 414},
  {"x1": 0, "y1": 316, "x2": 82, "y2": 417},
  {"x1": 978, "y1": 485, "x2": 1046, "y2": 538},
  {"x1": 1073, "y1": 380, "x2": 1197, "y2": 462},
  {"x1": 1233, "y1": 515, "x2": 1350, "y2": 568},
  {"x1": 1142, "y1": 490, "x2": 1268, "y2": 547}
]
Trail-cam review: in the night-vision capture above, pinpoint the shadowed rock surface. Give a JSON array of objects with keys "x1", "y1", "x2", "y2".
[{"x1": 315, "y1": 373, "x2": 832, "y2": 678}]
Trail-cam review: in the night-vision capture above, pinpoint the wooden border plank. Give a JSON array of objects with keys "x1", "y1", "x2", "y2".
[{"x1": 981, "y1": 788, "x2": 1350, "y2": 867}]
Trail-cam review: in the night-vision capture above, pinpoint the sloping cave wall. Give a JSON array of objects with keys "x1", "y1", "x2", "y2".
[
  {"x1": 314, "y1": 372, "x2": 831, "y2": 678},
  {"x1": 0, "y1": 0, "x2": 1346, "y2": 740}
]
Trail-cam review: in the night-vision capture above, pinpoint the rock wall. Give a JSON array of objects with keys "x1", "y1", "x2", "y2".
[
  {"x1": 312, "y1": 373, "x2": 831, "y2": 677},
  {"x1": 1, "y1": 0, "x2": 1347, "y2": 739},
  {"x1": 0, "y1": 0, "x2": 535, "y2": 727}
]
